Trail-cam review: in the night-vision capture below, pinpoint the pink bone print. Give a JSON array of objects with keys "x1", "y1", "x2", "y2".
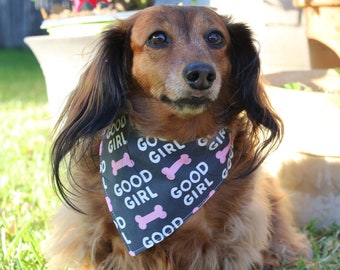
[
  {"x1": 111, "y1": 152, "x2": 135, "y2": 176},
  {"x1": 161, "y1": 154, "x2": 192, "y2": 180},
  {"x1": 99, "y1": 141, "x2": 103, "y2": 156},
  {"x1": 215, "y1": 139, "x2": 231, "y2": 164},
  {"x1": 135, "y1": 205, "x2": 167, "y2": 230},
  {"x1": 105, "y1": 196, "x2": 113, "y2": 212}
]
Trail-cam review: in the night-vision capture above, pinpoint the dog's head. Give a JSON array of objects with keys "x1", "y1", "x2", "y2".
[
  {"x1": 129, "y1": 6, "x2": 231, "y2": 116},
  {"x1": 52, "y1": 6, "x2": 282, "y2": 210}
]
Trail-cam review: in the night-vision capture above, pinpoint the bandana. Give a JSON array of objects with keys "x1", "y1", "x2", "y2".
[{"x1": 99, "y1": 114, "x2": 233, "y2": 256}]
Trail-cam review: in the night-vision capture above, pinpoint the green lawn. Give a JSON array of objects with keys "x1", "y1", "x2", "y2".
[
  {"x1": 0, "y1": 49, "x2": 339, "y2": 269},
  {"x1": 0, "y1": 49, "x2": 53, "y2": 269}
]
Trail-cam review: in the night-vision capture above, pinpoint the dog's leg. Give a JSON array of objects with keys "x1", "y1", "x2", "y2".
[
  {"x1": 46, "y1": 206, "x2": 95, "y2": 269},
  {"x1": 262, "y1": 179, "x2": 313, "y2": 268},
  {"x1": 215, "y1": 172, "x2": 273, "y2": 270},
  {"x1": 218, "y1": 171, "x2": 312, "y2": 270}
]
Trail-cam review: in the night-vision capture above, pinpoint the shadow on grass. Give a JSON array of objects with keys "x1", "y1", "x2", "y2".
[{"x1": 0, "y1": 49, "x2": 47, "y2": 106}]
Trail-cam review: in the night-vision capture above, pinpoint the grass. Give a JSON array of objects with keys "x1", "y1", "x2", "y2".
[
  {"x1": 0, "y1": 49, "x2": 339, "y2": 269},
  {"x1": 286, "y1": 221, "x2": 340, "y2": 270},
  {"x1": 282, "y1": 82, "x2": 313, "y2": 92},
  {"x1": 282, "y1": 68, "x2": 340, "y2": 93},
  {"x1": 0, "y1": 49, "x2": 54, "y2": 269}
]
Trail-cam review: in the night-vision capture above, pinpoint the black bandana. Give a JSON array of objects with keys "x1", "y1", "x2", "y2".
[{"x1": 99, "y1": 114, "x2": 233, "y2": 256}]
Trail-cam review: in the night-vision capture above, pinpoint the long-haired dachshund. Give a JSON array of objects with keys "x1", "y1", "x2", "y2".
[{"x1": 48, "y1": 5, "x2": 312, "y2": 270}]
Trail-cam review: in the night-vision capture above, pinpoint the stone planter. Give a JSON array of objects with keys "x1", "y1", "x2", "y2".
[
  {"x1": 265, "y1": 70, "x2": 340, "y2": 228},
  {"x1": 293, "y1": 0, "x2": 340, "y2": 68},
  {"x1": 24, "y1": 34, "x2": 97, "y2": 119},
  {"x1": 24, "y1": 12, "x2": 136, "y2": 120},
  {"x1": 40, "y1": 11, "x2": 136, "y2": 37}
]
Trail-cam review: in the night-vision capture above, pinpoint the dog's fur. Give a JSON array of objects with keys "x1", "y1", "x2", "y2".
[{"x1": 48, "y1": 6, "x2": 312, "y2": 269}]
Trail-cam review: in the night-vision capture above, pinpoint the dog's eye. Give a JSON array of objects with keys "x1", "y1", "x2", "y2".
[
  {"x1": 147, "y1": 31, "x2": 169, "y2": 48},
  {"x1": 206, "y1": 31, "x2": 225, "y2": 48}
]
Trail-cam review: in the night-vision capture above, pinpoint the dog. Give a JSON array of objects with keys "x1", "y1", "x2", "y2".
[{"x1": 48, "y1": 5, "x2": 312, "y2": 269}]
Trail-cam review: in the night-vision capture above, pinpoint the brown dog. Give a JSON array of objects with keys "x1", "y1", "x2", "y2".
[{"x1": 48, "y1": 5, "x2": 312, "y2": 269}]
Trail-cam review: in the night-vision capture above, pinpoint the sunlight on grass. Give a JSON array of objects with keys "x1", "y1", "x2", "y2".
[{"x1": 0, "y1": 49, "x2": 55, "y2": 269}]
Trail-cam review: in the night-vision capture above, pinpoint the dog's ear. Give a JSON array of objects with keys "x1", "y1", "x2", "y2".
[
  {"x1": 223, "y1": 20, "x2": 264, "y2": 125},
  {"x1": 51, "y1": 19, "x2": 133, "y2": 210},
  {"x1": 58, "y1": 20, "x2": 133, "y2": 139},
  {"x1": 225, "y1": 18, "x2": 282, "y2": 131},
  {"x1": 223, "y1": 17, "x2": 283, "y2": 172}
]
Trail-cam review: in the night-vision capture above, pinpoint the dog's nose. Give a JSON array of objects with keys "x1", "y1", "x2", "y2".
[{"x1": 183, "y1": 62, "x2": 216, "y2": 90}]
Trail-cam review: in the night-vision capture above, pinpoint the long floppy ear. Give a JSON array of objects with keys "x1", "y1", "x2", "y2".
[
  {"x1": 223, "y1": 17, "x2": 283, "y2": 172},
  {"x1": 51, "y1": 19, "x2": 133, "y2": 210}
]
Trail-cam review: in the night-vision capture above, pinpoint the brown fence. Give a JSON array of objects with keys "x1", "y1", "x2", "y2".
[{"x1": 0, "y1": 0, "x2": 46, "y2": 48}]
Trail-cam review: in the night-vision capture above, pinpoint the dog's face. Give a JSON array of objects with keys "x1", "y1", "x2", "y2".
[{"x1": 129, "y1": 6, "x2": 231, "y2": 116}]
